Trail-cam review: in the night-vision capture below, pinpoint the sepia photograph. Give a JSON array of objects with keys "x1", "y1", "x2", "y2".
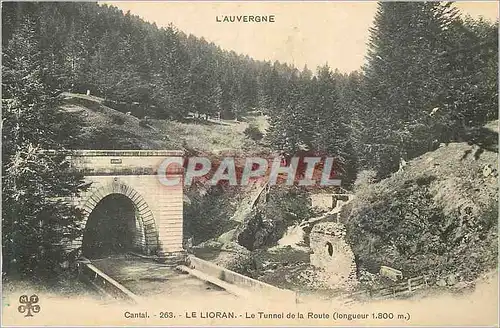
[{"x1": 1, "y1": 1, "x2": 499, "y2": 326}]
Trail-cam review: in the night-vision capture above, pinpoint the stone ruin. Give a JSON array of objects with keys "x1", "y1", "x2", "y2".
[{"x1": 309, "y1": 222, "x2": 357, "y2": 288}]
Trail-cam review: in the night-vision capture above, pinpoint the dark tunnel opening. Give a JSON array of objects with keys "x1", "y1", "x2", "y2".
[{"x1": 82, "y1": 194, "x2": 138, "y2": 259}]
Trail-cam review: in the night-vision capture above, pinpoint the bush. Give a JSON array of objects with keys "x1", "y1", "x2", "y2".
[
  {"x1": 139, "y1": 117, "x2": 151, "y2": 128},
  {"x1": 244, "y1": 124, "x2": 264, "y2": 141},
  {"x1": 227, "y1": 252, "x2": 262, "y2": 279},
  {"x1": 353, "y1": 169, "x2": 378, "y2": 191},
  {"x1": 111, "y1": 114, "x2": 126, "y2": 125},
  {"x1": 183, "y1": 185, "x2": 238, "y2": 244}
]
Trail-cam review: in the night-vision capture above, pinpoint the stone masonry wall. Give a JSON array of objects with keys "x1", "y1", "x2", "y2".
[
  {"x1": 309, "y1": 222, "x2": 357, "y2": 288},
  {"x1": 68, "y1": 150, "x2": 184, "y2": 257}
]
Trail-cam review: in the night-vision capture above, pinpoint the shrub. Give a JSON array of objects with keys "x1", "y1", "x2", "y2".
[
  {"x1": 244, "y1": 124, "x2": 264, "y2": 141},
  {"x1": 111, "y1": 114, "x2": 126, "y2": 125},
  {"x1": 139, "y1": 117, "x2": 151, "y2": 128},
  {"x1": 353, "y1": 169, "x2": 378, "y2": 191},
  {"x1": 227, "y1": 253, "x2": 261, "y2": 279},
  {"x1": 183, "y1": 185, "x2": 238, "y2": 244}
]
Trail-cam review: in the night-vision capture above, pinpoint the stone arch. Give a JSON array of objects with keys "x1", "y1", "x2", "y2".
[{"x1": 80, "y1": 178, "x2": 158, "y2": 255}]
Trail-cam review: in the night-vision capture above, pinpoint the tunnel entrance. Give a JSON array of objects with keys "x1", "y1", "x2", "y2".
[{"x1": 82, "y1": 194, "x2": 141, "y2": 259}]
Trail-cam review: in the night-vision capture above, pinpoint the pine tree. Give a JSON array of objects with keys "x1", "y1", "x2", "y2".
[
  {"x1": 361, "y1": 2, "x2": 461, "y2": 176},
  {"x1": 266, "y1": 70, "x2": 304, "y2": 155},
  {"x1": 209, "y1": 82, "x2": 223, "y2": 118},
  {"x1": 310, "y1": 65, "x2": 356, "y2": 184},
  {"x1": 2, "y1": 15, "x2": 87, "y2": 278},
  {"x1": 62, "y1": 19, "x2": 91, "y2": 92},
  {"x1": 437, "y1": 15, "x2": 499, "y2": 137}
]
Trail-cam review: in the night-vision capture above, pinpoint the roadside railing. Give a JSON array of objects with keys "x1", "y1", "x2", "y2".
[
  {"x1": 77, "y1": 259, "x2": 140, "y2": 304},
  {"x1": 347, "y1": 275, "x2": 431, "y2": 302}
]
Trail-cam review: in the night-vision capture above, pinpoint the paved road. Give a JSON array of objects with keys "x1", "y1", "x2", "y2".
[{"x1": 90, "y1": 254, "x2": 237, "y2": 301}]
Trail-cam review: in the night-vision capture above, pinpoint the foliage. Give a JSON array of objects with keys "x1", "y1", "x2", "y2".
[
  {"x1": 2, "y1": 13, "x2": 87, "y2": 279},
  {"x1": 237, "y1": 186, "x2": 313, "y2": 250},
  {"x1": 183, "y1": 185, "x2": 238, "y2": 244},
  {"x1": 3, "y1": 2, "x2": 496, "y2": 184},
  {"x1": 356, "y1": 2, "x2": 498, "y2": 178},
  {"x1": 353, "y1": 169, "x2": 378, "y2": 190},
  {"x1": 243, "y1": 123, "x2": 264, "y2": 142},
  {"x1": 345, "y1": 175, "x2": 498, "y2": 281},
  {"x1": 2, "y1": 147, "x2": 87, "y2": 278},
  {"x1": 2, "y1": 1, "x2": 497, "y2": 282},
  {"x1": 265, "y1": 65, "x2": 359, "y2": 187},
  {"x1": 226, "y1": 253, "x2": 261, "y2": 279},
  {"x1": 1, "y1": 2, "x2": 299, "y2": 122},
  {"x1": 227, "y1": 247, "x2": 311, "y2": 284}
]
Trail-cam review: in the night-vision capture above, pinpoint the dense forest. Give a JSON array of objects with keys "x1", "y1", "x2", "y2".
[
  {"x1": 2, "y1": 2, "x2": 299, "y2": 121},
  {"x1": 3, "y1": 2, "x2": 497, "y2": 178},
  {"x1": 2, "y1": 2, "x2": 498, "y2": 278}
]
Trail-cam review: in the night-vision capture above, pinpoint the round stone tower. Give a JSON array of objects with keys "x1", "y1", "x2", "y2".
[{"x1": 309, "y1": 222, "x2": 357, "y2": 288}]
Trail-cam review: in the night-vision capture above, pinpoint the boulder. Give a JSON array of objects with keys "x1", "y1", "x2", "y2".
[
  {"x1": 234, "y1": 209, "x2": 286, "y2": 250},
  {"x1": 217, "y1": 228, "x2": 236, "y2": 244},
  {"x1": 436, "y1": 279, "x2": 447, "y2": 287},
  {"x1": 482, "y1": 164, "x2": 493, "y2": 177},
  {"x1": 446, "y1": 274, "x2": 458, "y2": 286}
]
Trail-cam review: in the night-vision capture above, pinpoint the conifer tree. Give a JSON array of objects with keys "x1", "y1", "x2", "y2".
[
  {"x1": 361, "y1": 2, "x2": 461, "y2": 176},
  {"x1": 2, "y1": 15, "x2": 87, "y2": 278}
]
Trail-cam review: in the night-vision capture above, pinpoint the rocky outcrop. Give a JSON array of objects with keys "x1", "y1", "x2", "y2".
[{"x1": 234, "y1": 209, "x2": 287, "y2": 251}]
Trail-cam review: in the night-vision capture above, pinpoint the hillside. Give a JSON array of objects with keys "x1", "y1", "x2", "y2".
[
  {"x1": 342, "y1": 120, "x2": 498, "y2": 283},
  {"x1": 60, "y1": 93, "x2": 268, "y2": 154},
  {"x1": 61, "y1": 91, "x2": 498, "y2": 286}
]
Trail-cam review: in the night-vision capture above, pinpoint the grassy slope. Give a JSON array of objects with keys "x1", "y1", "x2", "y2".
[
  {"x1": 61, "y1": 94, "x2": 169, "y2": 150},
  {"x1": 61, "y1": 93, "x2": 268, "y2": 154}
]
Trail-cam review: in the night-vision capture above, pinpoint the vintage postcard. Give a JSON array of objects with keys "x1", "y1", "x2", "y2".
[{"x1": 1, "y1": 1, "x2": 498, "y2": 326}]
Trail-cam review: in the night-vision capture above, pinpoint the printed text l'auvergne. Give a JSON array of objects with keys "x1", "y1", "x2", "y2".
[{"x1": 216, "y1": 15, "x2": 275, "y2": 23}]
